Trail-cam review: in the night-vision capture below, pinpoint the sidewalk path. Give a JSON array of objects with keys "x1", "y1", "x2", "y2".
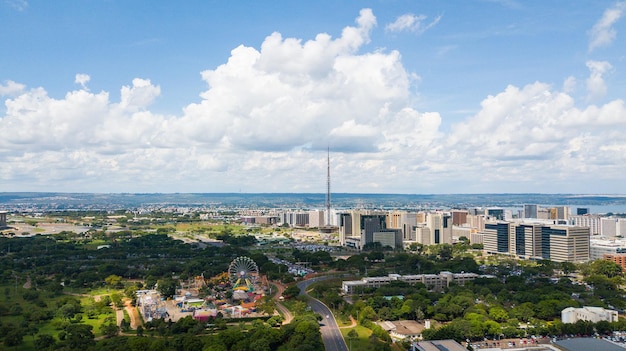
[{"x1": 272, "y1": 282, "x2": 293, "y2": 324}]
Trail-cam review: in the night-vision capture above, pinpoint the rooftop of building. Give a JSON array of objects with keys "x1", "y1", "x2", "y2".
[
  {"x1": 554, "y1": 337, "x2": 625, "y2": 351},
  {"x1": 380, "y1": 320, "x2": 427, "y2": 336},
  {"x1": 590, "y1": 238, "x2": 626, "y2": 247},
  {"x1": 412, "y1": 339, "x2": 467, "y2": 351}
]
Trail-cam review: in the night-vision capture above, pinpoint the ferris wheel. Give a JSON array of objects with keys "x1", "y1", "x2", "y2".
[{"x1": 228, "y1": 256, "x2": 259, "y2": 291}]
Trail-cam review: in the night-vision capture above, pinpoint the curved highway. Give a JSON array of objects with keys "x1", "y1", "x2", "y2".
[{"x1": 298, "y1": 277, "x2": 349, "y2": 351}]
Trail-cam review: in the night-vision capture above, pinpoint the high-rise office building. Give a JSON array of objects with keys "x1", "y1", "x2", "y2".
[
  {"x1": 514, "y1": 223, "x2": 543, "y2": 259},
  {"x1": 549, "y1": 206, "x2": 570, "y2": 221},
  {"x1": 577, "y1": 208, "x2": 590, "y2": 215},
  {"x1": 442, "y1": 213, "x2": 453, "y2": 244},
  {"x1": 308, "y1": 210, "x2": 325, "y2": 228},
  {"x1": 541, "y1": 225, "x2": 590, "y2": 262},
  {"x1": 360, "y1": 214, "x2": 387, "y2": 246},
  {"x1": 467, "y1": 214, "x2": 486, "y2": 233},
  {"x1": 373, "y1": 229, "x2": 403, "y2": 249},
  {"x1": 524, "y1": 204, "x2": 539, "y2": 219},
  {"x1": 338, "y1": 212, "x2": 353, "y2": 246},
  {"x1": 486, "y1": 208, "x2": 505, "y2": 220},
  {"x1": 426, "y1": 212, "x2": 448, "y2": 244},
  {"x1": 387, "y1": 211, "x2": 418, "y2": 241},
  {"x1": 483, "y1": 221, "x2": 590, "y2": 262},
  {"x1": 388, "y1": 211, "x2": 403, "y2": 229},
  {"x1": 451, "y1": 210, "x2": 469, "y2": 226},
  {"x1": 414, "y1": 225, "x2": 432, "y2": 245},
  {"x1": 570, "y1": 214, "x2": 601, "y2": 235},
  {"x1": 483, "y1": 222, "x2": 512, "y2": 254},
  {"x1": 339, "y1": 210, "x2": 388, "y2": 249}
]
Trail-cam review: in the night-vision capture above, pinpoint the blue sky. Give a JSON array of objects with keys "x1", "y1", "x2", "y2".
[{"x1": 1, "y1": 0, "x2": 625, "y2": 194}]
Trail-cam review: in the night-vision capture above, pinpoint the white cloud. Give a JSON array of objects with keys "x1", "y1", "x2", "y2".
[
  {"x1": 1, "y1": 8, "x2": 626, "y2": 193},
  {"x1": 5, "y1": 0, "x2": 28, "y2": 11},
  {"x1": 589, "y1": 1, "x2": 626, "y2": 52},
  {"x1": 181, "y1": 9, "x2": 408, "y2": 153},
  {"x1": 0, "y1": 9, "x2": 441, "y2": 192},
  {"x1": 446, "y1": 81, "x2": 626, "y2": 189},
  {"x1": 562, "y1": 76, "x2": 576, "y2": 94},
  {"x1": 119, "y1": 78, "x2": 161, "y2": 110},
  {"x1": 74, "y1": 74, "x2": 90, "y2": 90},
  {"x1": 0, "y1": 80, "x2": 25, "y2": 96},
  {"x1": 385, "y1": 13, "x2": 442, "y2": 35},
  {"x1": 586, "y1": 60, "x2": 612, "y2": 101}
]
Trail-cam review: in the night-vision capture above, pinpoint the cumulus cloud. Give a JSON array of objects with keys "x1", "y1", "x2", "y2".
[
  {"x1": 447, "y1": 81, "x2": 626, "y2": 187},
  {"x1": 180, "y1": 8, "x2": 410, "y2": 153},
  {"x1": 0, "y1": 80, "x2": 25, "y2": 96},
  {"x1": 562, "y1": 76, "x2": 577, "y2": 94},
  {"x1": 385, "y1": 13, "x2": 442, "y2": 34},
  {"x1": 74, "y1": 74, "x2": 90, "y2": 90},
  {"x1": 1, "y1": 8, "x2": 626, "y2": 193},
  {"x1": 0, "y1": 9, "x2": 443, "y2": 192},
  {"x1": 586, "y1": 60, "x2": 612, "y2": 101},
  {"x1": 589, "y1": 1, "x2": 626, "y2": 52},
  {"x1": 119, "y1": 78, "x2": 161, "y2": 110}
]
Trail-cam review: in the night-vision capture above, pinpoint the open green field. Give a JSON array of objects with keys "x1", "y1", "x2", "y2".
[
  {"x1": 341, "y1": 325, "x2": 373, "y2": 351},
  {"x1": 0, "y1": 283, "x2": 119, "y2": 350}
]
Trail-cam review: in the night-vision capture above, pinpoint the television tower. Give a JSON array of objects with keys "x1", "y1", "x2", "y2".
[{"x1": 325, "y1": 146, "x2": 331, "y2": 226}]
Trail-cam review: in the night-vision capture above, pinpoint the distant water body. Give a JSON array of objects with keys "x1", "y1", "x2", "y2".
[{"x1": 0, "y1": 192, "x2": 626, "y2": 214}]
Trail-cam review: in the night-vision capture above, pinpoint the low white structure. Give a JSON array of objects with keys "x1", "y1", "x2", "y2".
[
  {"x1": 590, "y1": 238, "x2": 626, "y2": 260},
  {"x1": 341, "y1": 271, "x2": 492, "y2": 294},
  {"x1": 561, "y1": 306, "x2": 618, "y2": 324},
  {"x1": 377, "y1": 320, "x2": 429, "y2": 340}
]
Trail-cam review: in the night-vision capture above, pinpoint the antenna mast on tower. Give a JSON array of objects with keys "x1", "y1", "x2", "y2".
[{"x1": 325, "y1": 146, "x2": 331, "y2": 226}]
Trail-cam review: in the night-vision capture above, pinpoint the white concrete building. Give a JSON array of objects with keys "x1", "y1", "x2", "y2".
[
  {"x1": 570, "y1": 215, "x2": 601, "y2": 235},
  {"x1": 561, "y1": 306, "x2": 618, "y2": 324},
  {"x1": 341, "y1": 271, "x2": 488, "y2": 294},
  {"x1": 590, "y1": 238, "x2": 626, "y2": 260}
]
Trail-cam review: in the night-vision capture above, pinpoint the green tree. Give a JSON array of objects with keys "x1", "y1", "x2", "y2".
[
  {"x1": 57, "y1": 303, "x2": 78, "y2": 321},
  {"x1": 484, "y1": 320, "x2": 502, "y2": 338},
  {"x1": 60, "y1": 324, "x2": 95, "y2": 351},
  {"x1": 101, "y1": 321, "x2": 119, "y2": 338},
  {"x1": 586, "y1": 260, "x2": 623, "y2": 278},
  {"x1": 34, "y1": 334, "x2": 56, "y2": 350},
  {"x1": 111, "y1": 293, "x2": 124, "y2": 309},
  {"x1": 4, "y1": 328, "x2": 25, "y2": 347},
  {"x1": 510, "y1": 302, "x2": 535, "y2": 322},
  {"x1": 104, "y1": 274, "x2": 123, "y2": 289},
  {"x1": 156, "y1": 278, "x2": 178, "y2": 298},
  {"x1": 488, "y1": 306, "x2": 509, "y2": 322},
  {"x1": 358, "y1": 306, "x2": 377, "y2": 324},
  {"x1": 283, "y1": 285, "x2": 301, "y2": 299},
  {"x1": 535, "y1": 300, "x2": 559, "y2": 320}
]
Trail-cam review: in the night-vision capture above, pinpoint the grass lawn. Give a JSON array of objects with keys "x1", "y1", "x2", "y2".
[
  {"x1": 0, "y1": 283, "x2": 118, "y2": 349},
  {"x1": 336, "y1": 315, "x2": 354, "y2": 327},
  {"x1": 341, "y1": 325, "x2": 373, "y2": 351}
]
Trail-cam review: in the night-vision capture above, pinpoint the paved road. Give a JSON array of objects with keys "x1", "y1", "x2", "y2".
[{"x1": 298, "y1": 277, "x2": 349, "y2": 351}]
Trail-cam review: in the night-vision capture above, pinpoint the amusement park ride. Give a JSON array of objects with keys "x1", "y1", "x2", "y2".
[
  {"x1": 228, "y1": 256, "x2": 259, "y2": 298},
  {"x1": 139, "y1": 256, "x2": 269, "y2": 322}
]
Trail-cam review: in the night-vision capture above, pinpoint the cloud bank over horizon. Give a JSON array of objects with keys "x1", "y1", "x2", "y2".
[{"x1": 1, "y1": 7, "x2": 625, "y2": 194}]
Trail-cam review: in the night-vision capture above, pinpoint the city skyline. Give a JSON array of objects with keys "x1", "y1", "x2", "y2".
[{"x1": 1, "y1": 1, "x2": 626, "y2": 194}]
